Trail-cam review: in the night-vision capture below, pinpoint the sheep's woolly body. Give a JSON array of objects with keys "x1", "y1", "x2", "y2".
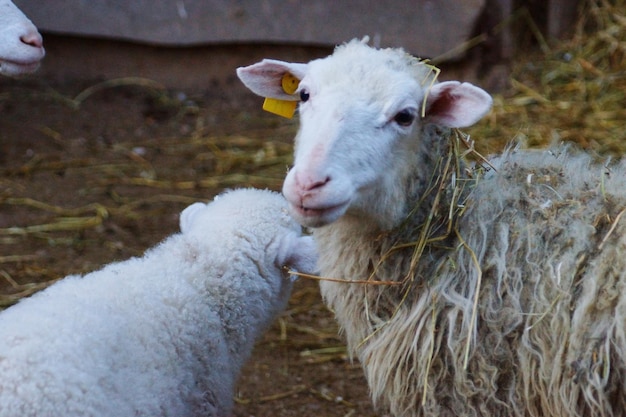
[
  {"x1": 0, "y1": 189, "x2": 315, "y2": 417},
  {"x1": 237, "y1": 40, "x2": 626, "y2": 417},
  {"x1": 318, "y1": 142, "x2": 626, "y2": 417}
]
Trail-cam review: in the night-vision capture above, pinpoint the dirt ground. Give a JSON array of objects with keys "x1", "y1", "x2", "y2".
[{"x1": 0, "y1": 67, "x2": 383, "y2": 416}]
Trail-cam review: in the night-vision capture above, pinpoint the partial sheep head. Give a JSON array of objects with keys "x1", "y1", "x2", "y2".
[{"x1": 0, "y1": 0, "x2": 45, "y2": 76}]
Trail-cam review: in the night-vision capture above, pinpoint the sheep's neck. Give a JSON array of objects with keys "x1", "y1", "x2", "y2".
[
  {"x1": 315, "y1": 126, "x2": 474, "y2": 349},
  {"x1": 364, "y1": 126, "x2": 470, "y2": 252}
]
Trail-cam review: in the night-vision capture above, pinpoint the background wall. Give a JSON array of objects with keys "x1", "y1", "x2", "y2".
[
  {"x1": 12, "y1": 0, "x2": 580, "y2": 91},
  {"x1": 14, "y1": 0, "x2": 486, "y2": 58}
]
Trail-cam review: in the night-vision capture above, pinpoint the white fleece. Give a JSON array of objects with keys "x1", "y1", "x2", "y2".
[{"x1": 0, "y1": 188, "x2": 317, "y2": 417}]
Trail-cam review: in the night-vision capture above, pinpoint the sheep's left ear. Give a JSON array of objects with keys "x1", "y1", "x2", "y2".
[
  {"x1": 237, "y1": 59, "x2": 308, "y2": 100},
  {"x1": 276, "y1": 234, "x2": 318, "y2": 276},
  {"x1": 179, "y1": 202, "x2": 207, "y2": 233},
  {"x1": 424, "y1": 81, "x2": 492, "y2": 128}
]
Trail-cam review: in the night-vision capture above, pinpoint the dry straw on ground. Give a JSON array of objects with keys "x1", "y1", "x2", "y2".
[{"x1": 0, "y1": 129, "x2": 295, "y2": 305}]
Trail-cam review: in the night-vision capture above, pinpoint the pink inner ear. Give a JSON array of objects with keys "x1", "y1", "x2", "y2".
[
  {"x1": 237, "y1": 63, "x2": 288, "y2": 99},
  {"x1": 237, "y1": 60, "x2": 308, "y2": 100},
  {"x1": 425, "y1": 81, "x2": 492, "y2": 128},
  {"x1": 426, "y1": 84, "x2": 458, "y2": 126}
]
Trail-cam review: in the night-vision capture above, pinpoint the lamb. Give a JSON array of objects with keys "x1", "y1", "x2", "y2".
[
  {"x1": 0, "y1": 0, "x2": 44, "y2": 76},
  {"x1": 237, "y1": 39, "x2": 626, "y2": 417},
  {"x1": 0, "y1": 188, "x2": 317, "y2": 417}
]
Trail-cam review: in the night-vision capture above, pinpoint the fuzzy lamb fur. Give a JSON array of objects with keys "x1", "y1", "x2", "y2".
[
  {"x1": 238, "y1": 40, "x2": 626, "y2": 417},
  {"x1": 0, "y1": 188, "x2": 317, "y2": 417}
]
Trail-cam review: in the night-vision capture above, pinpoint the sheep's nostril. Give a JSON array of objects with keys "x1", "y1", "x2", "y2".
[
  {"x1": 20, "y1": 31, "x2": 43, "y2": 49},
  {"x1": 302, "y1": 177, "x2": 330, "y2": 191},
  {"x1": 294, "y1": 170, "x2": 331, "y2": 193},
  {"x1": 307, "y1": 176, "x2": 330, "y2": 191}
]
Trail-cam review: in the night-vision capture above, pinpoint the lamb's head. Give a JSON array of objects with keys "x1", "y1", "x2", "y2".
[
  {"x1": 0, "y1": 0, "x2": 45, "y2": 76},
  {"x1": 180, "y1": 188, "x2": 318, "y2": 279},
  {"x1": 238, "y1": 40, "x2": 492, "y2": 230}
]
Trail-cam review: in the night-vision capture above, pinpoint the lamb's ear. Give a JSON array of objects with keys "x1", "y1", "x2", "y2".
[
  {"x1": 237, "y1": 59, "x2": 309, "y2": 100},
  {"x1": 275, "y1": 234, "x2": 318, "y2": 277},
  {"x1": 424, "y1": 81, "x2": 492, "y2": 128},
  {"x1": 179, "y1": 202, "x2": 207, "y2": 234}
]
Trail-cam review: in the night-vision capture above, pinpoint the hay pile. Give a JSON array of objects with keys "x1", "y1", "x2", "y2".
[{"x1": 474, "y1": 0, "x2": 626, "y2": 155}]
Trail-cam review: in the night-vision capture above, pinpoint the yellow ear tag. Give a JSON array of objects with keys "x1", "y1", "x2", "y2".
[{"x1": 262, "y1": 73, "x2": 300, "y2": 118}]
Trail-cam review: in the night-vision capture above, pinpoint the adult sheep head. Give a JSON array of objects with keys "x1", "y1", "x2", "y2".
[
  {"x1": 238, "y1": 40, "x2": 492, "y2": 230},
  {"x1": 0, "y1": 0, "x2": 45, "y2": 76}
]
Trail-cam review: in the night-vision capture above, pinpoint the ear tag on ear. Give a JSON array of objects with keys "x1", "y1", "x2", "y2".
[{"x1": 262, "y1": 73, "x2": 300, "y2": 118}]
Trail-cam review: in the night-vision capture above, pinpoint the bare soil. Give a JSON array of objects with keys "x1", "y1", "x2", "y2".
[{"x1": 0, "y1": 75, "x2": 379, "y2": 416}]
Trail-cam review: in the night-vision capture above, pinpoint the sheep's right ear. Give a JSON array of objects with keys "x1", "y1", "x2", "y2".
[
  {"x1": 276, "y1": 234, "x2": 319, "y2": 277},
  {"x1": 237, "y1": 59, "x2": 309, "y2": 100},
  {"x1": 179, "y1": 202, "x2": 207, "y2": 234}
]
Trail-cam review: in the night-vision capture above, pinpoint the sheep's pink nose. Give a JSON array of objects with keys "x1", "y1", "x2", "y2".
[
  {"x1": 296, "y1": 171, "x2": 331, "y2": 192},
  {"x1": 20, "y1": 30, "x2": 43, "y2": 49}
]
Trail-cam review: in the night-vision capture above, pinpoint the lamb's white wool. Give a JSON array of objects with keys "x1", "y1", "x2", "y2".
[
  {"x1": 238, "y1": 40, "x2": 626, "y2": 417},
  {"x1": 0, "y1": 188, "x2": 317, "y2": 417},
  {"x1": 0, "y1": 0, "x2": 44, "y2": 76}
]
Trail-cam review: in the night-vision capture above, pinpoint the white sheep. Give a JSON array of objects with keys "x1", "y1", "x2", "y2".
[
  {"x1": 0, "y1": 0, "x2": 44, "y2": 76},
  {"x1": 238, "y1": 39, "x2": 626, "y2": 417},
  {"x1": 0, "y1": 188, "x2": 317, "y2": 417}
]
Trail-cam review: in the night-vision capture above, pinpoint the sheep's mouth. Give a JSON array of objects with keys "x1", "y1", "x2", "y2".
[
  {"x1": 0, "y1": 59, "x2": 41, "y2": 75},
  {"x1": 288, "y1": 200, "x2": 349, "y2": 227}
]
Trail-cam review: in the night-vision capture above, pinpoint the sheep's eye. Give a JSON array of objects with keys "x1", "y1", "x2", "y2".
[
  {"x1": 300, "y1": 90, "x2": 310, "y2": 102},
  {"x1": 393, "y1": 109, "x2": 416, "y2": 127}
]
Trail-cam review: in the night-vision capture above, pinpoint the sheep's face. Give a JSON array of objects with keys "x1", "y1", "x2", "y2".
[
  {"x1": 238, "y1": 40, "x2": 492, "y2": 230},
  {"x1": 285, "y1": 60, "x2": 426, "y2": 228},
  {"x1": 0, "y1": 0, "x2": 45, "y2": 76}
]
